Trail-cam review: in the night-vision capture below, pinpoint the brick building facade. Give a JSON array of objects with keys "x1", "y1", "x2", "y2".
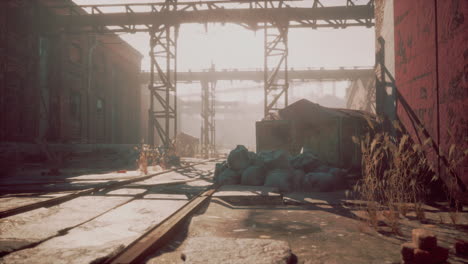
[{"x1": 1, "y1": 0, "x2": 142, "y2": 145}]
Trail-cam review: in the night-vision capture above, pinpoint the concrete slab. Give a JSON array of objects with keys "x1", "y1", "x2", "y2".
[
  {"x1": 213, "y1": 185, "x2": 280, "y2": 197},
  {"x1": 106, "y1": 188, "x2": 147, "y2": 196},
  {"x1": 213, "y1": 185, "x2": 282, "y2": 206},
  {"x1": 146, "y1": 195, "x2": 468, "y2": 264},
  {"x1": 0, "y1": 160, "x2": 215, "y2": 263},
  {"x1": 0, "y1": 193, "x2": 71, "y2": 212},
  {"x1": 181, "y1": 237, "x2": 293, "y2": 264},
  {"x1": 284, "y1": 191, "x2": 348, "y2": 205},
  {"x1": 0, "y1": 199, "x2": 188, "y2": 264},
  {"x1": 0, "y1": 196, "x2": 131, "y2": 255}
]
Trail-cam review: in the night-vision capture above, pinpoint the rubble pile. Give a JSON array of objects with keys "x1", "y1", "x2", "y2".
[
  {"x1": 214, "y1": 145, "x2": 348, "y2": 192},
  {"x1": 400, "y1": 229, "x2": 449, "y2": 264}
]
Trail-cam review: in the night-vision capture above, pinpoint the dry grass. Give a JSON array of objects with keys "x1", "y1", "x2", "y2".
[
  {"x1": 353, "y1": 118, "x2": 432, "y2": 234},
  {"x1": 354, "y1": 119, "x2": 467, "y2": 234}
]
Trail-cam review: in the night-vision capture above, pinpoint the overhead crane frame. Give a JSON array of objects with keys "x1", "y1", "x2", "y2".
[{"x1": 49, "y1": 0, "x2": 375, "y2": 155}]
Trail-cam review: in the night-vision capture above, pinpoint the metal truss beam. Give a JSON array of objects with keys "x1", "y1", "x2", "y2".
[
  {"x1": 50, "y1": 0, "x2": 374, "y2": 33},
  {"x1": 148, "y1": 0, "x2": 178, "y2": 148},
  {"x1": 346, "y1": 77, "x2": 375, "y2": 113},
  {"x1": 200, "y1": 79, "x2": 216, "y2": 158},
  {"x1": 139, "y1": 67, "x2": 374, "y2": 83},
  {"x1": 254, "y1": 0, "x2": 289, "y2": 116},
  {"x1": 264, "y1": 21, "x2": 288, "y2": 115}
]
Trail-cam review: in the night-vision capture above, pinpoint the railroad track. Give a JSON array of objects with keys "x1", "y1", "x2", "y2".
[
  {"x1": 0, "y1": 159, "x2": 219, "y2": 263},
  {"x1": 105, "y1": 184, "x2": 219, "y2": 264},
  {"x1": 0, "y1": 159, "x2": 215, "y2": 218}
]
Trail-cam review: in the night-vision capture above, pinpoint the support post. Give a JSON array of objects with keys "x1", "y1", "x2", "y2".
[
  {"x1": 263, "y1": 0, "x2": 289, "y2": 117},
  {"x1": 200, "y1": 78, "x2": 216, "y2": 158},
  {"x1": 147, "y1": 0, "x2": 178, "y2": 148}
]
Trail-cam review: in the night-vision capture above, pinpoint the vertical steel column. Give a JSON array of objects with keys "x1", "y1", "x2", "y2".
[
  {"x1": 263, "y1": 0, "x2": 289, "y2": 117},
  {"x1": 200, "y1": 78, "x2": 216, "y2": 158},
  {"x1": 147, "y1": 0, "x2": 178, "y2": 148}
]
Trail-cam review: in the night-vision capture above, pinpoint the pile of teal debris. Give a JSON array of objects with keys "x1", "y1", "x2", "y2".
[{"x1": 214, "y1": 145, "x2": 348, "y2": 192}]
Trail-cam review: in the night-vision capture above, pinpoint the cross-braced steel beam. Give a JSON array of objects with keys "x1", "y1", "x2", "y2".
[
  {"x1": 49, "y1": 0, "x2": 374, "y2": 33},
  {"x1": 148, "y1": 0, "x2": 179, "y2": 148},
  {"x1": 255, "y1": 0, "x2": 289, "y2": 116},
  {"x1": 200, "y1": 79, "x2": 216, "y2": 158}
]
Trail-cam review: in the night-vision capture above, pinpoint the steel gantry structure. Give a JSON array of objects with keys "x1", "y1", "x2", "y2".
[{"x1": 48, "y1": 0, "x2": 374, "y2": 154}]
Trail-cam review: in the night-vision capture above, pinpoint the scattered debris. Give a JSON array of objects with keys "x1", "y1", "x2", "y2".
[
  {"x1": 241, "y1": 166, "x2": 265, "y2": 186},
  {"x1": 217, "y1": 168, "x2": 241, "y2": 185},
  {"x1": 227, "y1": 145, "x2": 251, "y2": 171},
  {"x1": 264, "y1": 169, "x2": 293, "y2": 192},
  {"x1": 137, "y1": 144, "x2": 181, "y2": 174},
  {"x1": 214, "y1": 145, "x2": 349, "y2": 192},
  {"x1": 400, "y1": 229, "x2": 449, "y2": 264},
  {"x1": 174, "y1": 132, "x2": 200, "y2": 157}
]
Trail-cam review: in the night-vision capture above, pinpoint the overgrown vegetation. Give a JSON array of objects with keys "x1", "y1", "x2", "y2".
[
  {"x1": 353, "y1": 117, "x2": 466, "y2": 234},
  {"x1": 136, "y1": 143, "x2": 179, "y2": 175}
]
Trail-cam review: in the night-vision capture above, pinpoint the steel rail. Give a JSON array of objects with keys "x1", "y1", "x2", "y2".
[
  {"x1": 0, "y1": 160, "x2": 214, "y2": 219},
  {"x1": 106, "y1": 184, "x2": 219, "y2": 264}
]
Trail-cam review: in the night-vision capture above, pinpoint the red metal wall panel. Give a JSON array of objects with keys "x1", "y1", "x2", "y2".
[
  {"x1": 394, "y1": 0, "x2": 468, "y2": 192},
  {"x1": 394, "y1": 0, "x2": 439, "y2": 165},
  {"x1": 436, "y1": 0, "x2": 468, "y2": 186}
]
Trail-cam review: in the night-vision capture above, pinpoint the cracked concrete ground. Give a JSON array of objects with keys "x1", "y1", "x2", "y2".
[{"x1": 146, "y1": 189, "x2": 468, "y2": 264}]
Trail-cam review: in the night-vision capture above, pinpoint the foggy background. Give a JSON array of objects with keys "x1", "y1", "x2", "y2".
[{"x1": 73, "y1": 0, "x2": 375, "y2": 150}]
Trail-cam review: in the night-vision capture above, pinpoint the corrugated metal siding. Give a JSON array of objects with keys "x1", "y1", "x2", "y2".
[
  {"x1": 393, "y1": 0, "x2": 467, "y2": 188},
  {"x1": 1, "y1": 1, "x2": 142, "y2": 145},
  {"x1": 436, "y1": 0, "x2": 468, "y2": 187},
  {"x1": 394, "y1": 0, "x2": 439, "y2": 166}
]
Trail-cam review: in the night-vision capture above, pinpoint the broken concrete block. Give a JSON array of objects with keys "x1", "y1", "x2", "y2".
[
  {"x1": 412, "y1": 229, "x2": 437, "y2": 251},
  {"x1": 431, "y1": 246, "x2": 449, "y2": 264},
  {"x1": 413, "y1": 246, "x2": 448, "y2": 264},
  {"x1": 401, "y1": 242, "x2": 417, "y2": 262},
  {"x1": 413, "y1": 248, "x2": 432, "y2": 264},
  {"x1": 455, "y1": 239, "x2": 468, "y2": 255},
  {"x1": 241, "y1": 166, "x2": 265, "y2": 186},
  {"x1": 181, "y1": 237, "x2": 293, "y2": 264},
  {"x1": 258, "y1": 150, "x2": 291, "y2": 170},
  {"x1": 264, "y1": 169, "x2": 293, "y2": 192},
  {"x1": 227, "y1": 145, "x2": 251, "y2": 171},
  {"x1": 216, "y1": 168, "x2": 241, "y2": 185}
]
